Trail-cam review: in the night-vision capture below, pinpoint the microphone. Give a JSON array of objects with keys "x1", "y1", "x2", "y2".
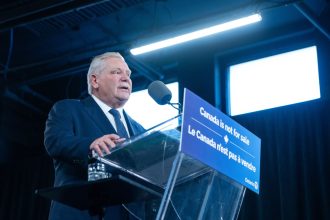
[
  {"x1": 148, "y1": 80, "x2": 182, "y2": 112},
  {"x1": 148, "y1": 80, "x2": 172, "y2": 105}
]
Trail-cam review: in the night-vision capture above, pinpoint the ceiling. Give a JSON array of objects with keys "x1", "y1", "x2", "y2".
[{"x1": 0, "y1": 0, "x2": 329, "y2": 158}]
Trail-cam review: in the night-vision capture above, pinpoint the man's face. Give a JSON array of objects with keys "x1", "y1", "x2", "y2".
[{"x1": 91, "y1": 57, "x2": 132, "y2": 108}]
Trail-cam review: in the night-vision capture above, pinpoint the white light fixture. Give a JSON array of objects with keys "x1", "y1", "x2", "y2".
[{"x1": 130, "y1": 13, "x2": 262, "y2": 55}]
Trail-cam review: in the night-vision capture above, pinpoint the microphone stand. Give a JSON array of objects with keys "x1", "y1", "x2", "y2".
[{"x1": 169, "y1": 102, "x2": 182, "y2": 113}]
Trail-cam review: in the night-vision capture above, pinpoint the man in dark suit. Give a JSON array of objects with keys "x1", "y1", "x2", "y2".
[{"x1": 44, "y1": 52, "x2": 146, "y2": 220}]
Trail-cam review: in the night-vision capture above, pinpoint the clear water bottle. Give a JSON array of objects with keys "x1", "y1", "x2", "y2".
[
  {"x1": 88, "y1": 162, "x2": 109, "y2": 181},
  {"x1": 88, "y1": 150, "x2": 110, "y2": 181}
]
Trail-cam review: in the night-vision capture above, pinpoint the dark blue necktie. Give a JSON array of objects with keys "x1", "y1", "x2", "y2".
[{"x1": 109, "y1": 109, "x2": 129, "y2": 138}]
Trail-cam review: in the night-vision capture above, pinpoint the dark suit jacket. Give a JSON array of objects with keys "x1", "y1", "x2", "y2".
[{"x1": 44, "y1": 96, "x2": 146, "y2": 220}]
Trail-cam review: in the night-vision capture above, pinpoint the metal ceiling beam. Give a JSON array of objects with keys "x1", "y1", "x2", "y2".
[
  {"x1": 125, "y1": 56, "x2": 164, "y2": 82},
  {"x1": 0, "y1": 0, "x2": 110, "y2": 31},
  {"x1": 11, "y1": 56, "x2": 159, "y2": 87},
  {"x1": 3, "y1": 89, "x2": 45, "y2": 115},
  {"x1": 294, "y1": 2, "x2": 330, "y2": 41},
  {"x1": 214, "y1": 26, "x2": 314, "y2": 57},
  {"x1": 19, "y1": 85, "x2": 53, "y2": 104},
  {"x1": 14, "y1": 63, "x2": 89, "y2": 86}
]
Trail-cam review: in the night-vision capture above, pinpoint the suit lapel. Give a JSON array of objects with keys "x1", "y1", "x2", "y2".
[
  {"x1": 123, "y1": 110, "x2": 134, "y2": 136},
  {"x1": 124, "y1": 110, "x2": 142, "y2": 136},
  {"x1": 81, "y1": 96, "x2": 117, "y2": 134}
]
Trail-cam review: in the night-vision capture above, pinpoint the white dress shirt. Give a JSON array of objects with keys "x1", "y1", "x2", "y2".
[{"x1": 91, "y1": 94, "x2": 130, "y2": 137}]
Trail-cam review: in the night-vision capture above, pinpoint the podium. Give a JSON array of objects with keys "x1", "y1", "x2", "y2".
[{"x1": 37, "y1": 115, "x2": 246, "y2": 220}]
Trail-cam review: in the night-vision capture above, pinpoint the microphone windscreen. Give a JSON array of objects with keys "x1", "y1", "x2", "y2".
[{"x1": 148, "y1": 80, "x2": 172, "y2": 105}]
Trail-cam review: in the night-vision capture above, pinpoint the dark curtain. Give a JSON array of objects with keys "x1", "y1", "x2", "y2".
[
  {"x1": 237, "y1": 99, "x2": 330, "y2": 220},
  {"x1": 0, "y1": 155, "x2": 53, "y2": 220}
]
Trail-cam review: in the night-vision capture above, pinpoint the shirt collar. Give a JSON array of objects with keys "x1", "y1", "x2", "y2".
[{"x1": 91, "y1": 94, "x2": 124, "y2": 115}]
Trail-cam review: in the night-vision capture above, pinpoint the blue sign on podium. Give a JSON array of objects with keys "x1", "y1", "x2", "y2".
[{"x1": 180, "y1": 89, "x2": 261, "y2": 194}]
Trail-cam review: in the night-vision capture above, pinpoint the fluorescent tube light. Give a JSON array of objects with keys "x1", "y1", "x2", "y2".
[{"x1": 130, "y1": 14, "x2": 262, "y2": 55}]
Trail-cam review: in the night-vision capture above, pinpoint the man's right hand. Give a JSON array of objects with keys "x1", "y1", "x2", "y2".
[{"x1": 89, "y1": 134, "x2": 126, "y2": 157}]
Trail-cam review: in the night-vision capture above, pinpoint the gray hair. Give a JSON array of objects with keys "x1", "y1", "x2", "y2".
[{"x1": 86, "y1": 52, "x2": 125, "y2": 95}]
